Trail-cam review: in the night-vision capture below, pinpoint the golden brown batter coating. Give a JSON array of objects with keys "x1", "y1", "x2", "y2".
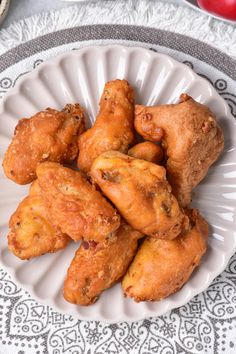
[
  {"x1": 64, "y1": 222, "x2": 142, "y2": 305},
  {"x1": 134, "y1": 94, "x2": 224, "y2": 206},
  {"x1": 128, "y1": 141, "x2": 163, "y2": 164},
  {"x1": 122, "y1": 209, "x2": 208, "y2": 302},
  {"x1": 29, "y1": 179, "x2": 42, "y2": 196},
  {"x1": 8, "y1": 182, "x2": 70, "y2": 260},
  {"x1": 36, "y1": 162, "x2": 120, "y2": 242},
  {"x1": 77, "y1": 79, "x2": 135, "y2": 173},
  {"x1": 3, "y1": 104, "x2": 85, "y2": 185},
  {"x1": 90, "y1": 151, "x2": 188, "y2": 239}
]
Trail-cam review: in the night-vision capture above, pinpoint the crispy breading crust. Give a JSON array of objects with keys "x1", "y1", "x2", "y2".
[
  {"x1": 3, "y1": 104, "x2": 85, "y2": 184},
  {"x1": 90, "y1": 150, "x2": 188, "y2": 239},
  {"x1": 63, "y1": 222, "x2": 142, "y2": 305},
  {"x1": 134, "y1": 94, "x2": 224, "y2": 206},
  {"x1": 128, "y1": 141, "x2": 163, "y2": 164},
  {"x1": 77, "y1": 79, "x2": 135, "y2": 173},
  {"x1": 36, "y1": 162, "x2": 120, "y2": 242},
  {"x1": 122, "y1": 209, "x2": 208, "y2": 302},
  {"x1": 8, "y1": 181, "x2": 70, "y2": 260}
]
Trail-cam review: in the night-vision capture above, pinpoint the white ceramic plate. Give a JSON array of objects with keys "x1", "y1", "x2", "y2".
[{"x1": 0, "y1": 45, "x2": 235, "y2": 323}]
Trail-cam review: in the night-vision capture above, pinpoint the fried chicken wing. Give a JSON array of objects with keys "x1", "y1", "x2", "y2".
[
  {"x1": 77, "y1": 79, "x2": 135, "y2": 173},
  {"x1": 128, "y1": 141, "x2": 163, "y2": 164},
  {"x1": 8, "y1": 181, "x2": 70, "y2": 260},
  {"x1": 64, "y1": 222, "x2": 142, "y2": 305},
  {"x1": 134, "y1": 94, "x2": 224, "y2": 206},
  {"x1": 36, "y1": 162, "x2": 120, "y2": 242},
  {"x1": 90, "y1": 151, "x2": 188, "y2": 239},
  {"x1": 122, "y1": 209, "x2": 208, "y2": 302},
  {"x1": 3, "y1": 104, "x2": 85, "y2": 184}
]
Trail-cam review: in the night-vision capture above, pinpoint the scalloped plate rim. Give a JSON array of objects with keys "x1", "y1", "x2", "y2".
[{"x1": 0, "y1": 44, "x2": 236, "y2": 323}]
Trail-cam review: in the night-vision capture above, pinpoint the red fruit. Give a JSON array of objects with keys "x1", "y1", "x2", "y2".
[{"x1": 197, "y1": 0, "x2": 236, "y2": 21}]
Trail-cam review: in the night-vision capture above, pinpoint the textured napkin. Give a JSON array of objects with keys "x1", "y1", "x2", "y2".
[
  {"x1": 0, "y1": 0, "x2": 236, "y2": 57},
  {"x1": 0, "y1": 1, "x2": 236, "y2": 354}
]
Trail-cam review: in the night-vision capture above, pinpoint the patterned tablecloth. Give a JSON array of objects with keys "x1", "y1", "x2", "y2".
[{"x1": 0, "y1": 2, "x2": 236, "y2": 354}]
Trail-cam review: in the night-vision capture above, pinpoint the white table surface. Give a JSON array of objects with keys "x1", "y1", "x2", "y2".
[{"x1": 2, "y1": 0, "x2": 183, "y2": 29}]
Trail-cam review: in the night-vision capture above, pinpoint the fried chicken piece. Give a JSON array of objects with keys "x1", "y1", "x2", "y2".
[
  {"x1": 90, "y1": 151, "x2": 188, "y2": 239},
  {"x1": 8, "y1": 181, "x2": 70, "y2": 260},
  {"x1": 77, "y1": 79, "x2": 135, "y2": 173},
  {"x1": 122, "y1": 209, "x2": 208, "y2": 302},
  {"x1": 36, "y1": 162, "x2": 120, "y2": 242},
  {"x1": 134, "y1": 94, "x2": 224, "y2": 206},
  {"x1": 64, "y1": 140, "x2": 160, "y2": 306},
  {"x1": 64, "y1": 222, "x2": 142, "y2": 305},
  {"x1": 3, "y1": 104, "x2": 85, "y2": 184},
  {"x1": 128, "y1": 141, "x2": 163, "y2": 164}
]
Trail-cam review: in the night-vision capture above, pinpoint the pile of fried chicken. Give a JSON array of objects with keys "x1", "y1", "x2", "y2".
[{"x1": 3, "y1": 79, "x2": 224, "y2": 305}]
